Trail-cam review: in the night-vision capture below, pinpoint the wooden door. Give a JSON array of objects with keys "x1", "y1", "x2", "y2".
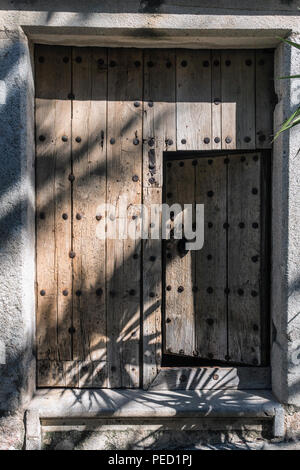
[
  {"x1": 163, "y1": 152, "x2": 269, "y2": 366},
  {"x1": 35, "y1": 45, "x2": 273, "y2": 388}
]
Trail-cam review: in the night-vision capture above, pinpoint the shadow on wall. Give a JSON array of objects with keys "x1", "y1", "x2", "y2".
[{"x1": 0, "y1": 40, "x2": 35, "y2": 412}]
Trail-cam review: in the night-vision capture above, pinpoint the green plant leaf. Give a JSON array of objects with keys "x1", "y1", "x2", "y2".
[
  {"x1": 273, "y1": 106, "x2": 300, "y2": 141},
  {"x1": 287, "y1": 117, "x2": 300, "y2": 129},
  {"x1": 277, "y1": 36, "x2": 300, "y2": 50},
  {"x1": 274, "y1": 38, "x2": 300, "y2": 143},
  {"x1": 279, "y1": 74, "x2": 300, "y2": 79}
]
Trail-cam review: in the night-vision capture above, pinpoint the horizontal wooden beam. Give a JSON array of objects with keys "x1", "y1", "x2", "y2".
[{"x1": 148, "y1": 367, "x2": 270, "y2": 390}]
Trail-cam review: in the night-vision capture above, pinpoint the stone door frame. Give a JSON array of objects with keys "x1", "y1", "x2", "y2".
[{"x1": 4, "y1": 22, "x2": 299, "y2": 407}]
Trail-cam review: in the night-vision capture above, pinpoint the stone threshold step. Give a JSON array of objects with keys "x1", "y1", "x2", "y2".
[
  {"x1": 25, "y1": 389, "x2": 284, "y2": 449},
  {"x1": 26, "y1": 388, "x2": 284, "y2": 448},
  {"x1": 28, "y1": 388, "x2": 281, "y2": 420}
]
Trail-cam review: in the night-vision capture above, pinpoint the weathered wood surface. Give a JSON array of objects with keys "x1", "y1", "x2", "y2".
[
  {"x1": 36, "y1": 45, "x2": 72, "y2": 366},
  {"x1": 227, "y1": 153, "x2": 261, "y2": 365},
  {"x1": 35, "y1": 46, "x2": 272, "y2": 389},
  {"x1": 164, "y1": 158, "x2": 196, "y2": 356},
  {"x1": 142, "y1": 187, "x2": 162, "y2": 388},
  {"x1": 221, "y1": 51, "x2": 256, "y2": 150},
  {"x1": 177, "y1": 50, "x2": 212, "y2": 151},
  {"x1": 143, "y1": 49, "x2": 176, "y2": 187},
  {"x1": 106, "y1": 48, "x2": 143, "y2": 388},
  {"x1": 149, "y1": 367, "x2": 271, "y2": 390},
  {"x1": 38, "y1": 361, "x2": 270, "y2": 390},
  {"x1": 142, "y1": 49, "x2": 175, "y2": 387},
  {"x1": 37, "y1": 360, "x2": 107, "y2": 388},
  {"x1": 72, "y1": 48, "x2": 107, "y2": 387},
  {"x1": 255, "y1": 50, "x2": 274, "y2": 148},
  {"x1": 194, "y1": 156, "x2": 227, "y2": 360},
  {"x1": 211, "y1": 52, "x2": 222, "y2": 151}
]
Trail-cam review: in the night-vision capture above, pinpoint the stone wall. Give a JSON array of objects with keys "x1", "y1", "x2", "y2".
[{"x1": 0, "y1": 33, "x2": 35, "y2": 412}]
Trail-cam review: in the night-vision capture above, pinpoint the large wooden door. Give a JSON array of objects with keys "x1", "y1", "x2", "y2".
[
  {"x1": 35, "y1": 45, "x2": 273, "y2": 388},
  {"x1": 163, "y1": 153, "x2": 269, "y2": 366}
]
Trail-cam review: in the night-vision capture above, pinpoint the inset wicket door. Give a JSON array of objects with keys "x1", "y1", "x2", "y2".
[{"x1": 163, "y1": 153, "x2": 270, "y2": 366}]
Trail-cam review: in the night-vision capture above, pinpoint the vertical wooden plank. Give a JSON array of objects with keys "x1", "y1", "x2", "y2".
[
  {"x1": 91, "y1": 361, "x2": 108, "y2": 387},
  {"x1": 38, "y1": 360, "x2": 79, "y2": 387},
  {"x1": 227, "y1": 153, "x2": 261, "y2": 365},
  {"x1": 35, "y1": 45, "x2": 57, "y2": 363},
  {"x1": 106, "y1": 48, "x2": 143, "y2": 388},
  {"x1": 64, "y1": 361, "x2": 79, "y2": 387},
  {"x1": 35, "y1": 45, "x2": 72, "y2": 365},
  {"x1": 37, "y1": 360, "x2": 80, "y2": 388},
  {"x1": 78, "y1": 361, "x2": 93, "y2": 389},
  {"x1": 72, "y1": 48, "x2": 108, "y2": 387},
  {"x1": 78, "y1": 360, "x2": 107, "y2": 388},
  {"x1": 37, "y1": 360, "x2": 52, "y2": 387},
  {"x1": 177, "y1": 50, "x2": 212, "y2": 151},
  {"x1": 143, "y1": 49, "x2": 176, "y2": 188},
  {"x1": 256, "y1": 50, "x2": 274, "y2": 148},
  {"x1": 195, "y1": 156, "x2": 227, "y2": 361},
  {"x1": 221, "y1": 50, "x2": 255, "y2": 150},
  {"x1": 164, "y1": 158, "x2": 196, "y2": 357},
  {"x1": 37, "y1": 360, "x2": 65, "y2": 387},
  {"x1": 142, "y1": 49, "x2": 175, "y2": 387},
  {"x1": 211, "y1": 52, "x2": 222, "y2": 150},
  {"x1": 142, "y1": 187, "x2": 162, "y2": 388}
]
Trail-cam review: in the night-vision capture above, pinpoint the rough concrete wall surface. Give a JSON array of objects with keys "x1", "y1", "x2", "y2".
[
  {"x1": 285, "y1": 38, "x2": 300, "y2": 407},
  {"x1": 0, "y1": 33, "x2": 35, "y2": 412},
  {"x1": 0, "y1": 2, "x2": 300, "y2": 48},
  {"x1": 0, "y1": 32, "x2": 35, "y2": 450},
  {"x1": 0, "y1": 1, "x2": 299, "y2": 450},
  {"x1": 272, "y1": 35, "x2": 300, "y2": 407},
  {"x1": 0, "y1": 411, "x2": 24, "y2": 450}
]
